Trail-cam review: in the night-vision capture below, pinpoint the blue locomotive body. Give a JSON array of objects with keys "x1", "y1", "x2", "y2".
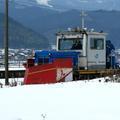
[
  {"x1": 34, "y1": 29, "x2": 117, "y2": 71},
  {"x1": 34, "y1": 50, "x2": 80, "y2": 68},
  {"x1": 106, "y1": 40, "x2": 116, "y2": 69},
  {"x1": 34, "y1": 40, "x2": 116, "y2": 70}
]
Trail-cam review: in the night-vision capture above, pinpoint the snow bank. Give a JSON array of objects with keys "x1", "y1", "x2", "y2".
[{"x1": 0, "y1": 81, "x2": 120, "y2": 120}]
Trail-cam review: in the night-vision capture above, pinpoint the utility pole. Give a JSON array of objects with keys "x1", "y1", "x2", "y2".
[
  {"x1": 80, "y1": 11, "x2": 87, "y2": 29},
  {"x1": 4, "y1": 0, "x2": 9, "y2": 85}
]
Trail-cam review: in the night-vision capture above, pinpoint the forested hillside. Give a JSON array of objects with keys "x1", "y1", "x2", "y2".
[
  {"x1": 5, "y1": 8, "x2": 120, "y2": 48},
  {"x1": 0, "y1": 13, "x2": 49, "y2": 49}
]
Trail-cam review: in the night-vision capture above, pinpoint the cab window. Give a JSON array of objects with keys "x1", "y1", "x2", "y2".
[
  {"x1": 90, "y1": 38, "x2": 104, "y2": 50},
  {"x1": 58, "y1": 38, "x2": 83, "y2": 50}
]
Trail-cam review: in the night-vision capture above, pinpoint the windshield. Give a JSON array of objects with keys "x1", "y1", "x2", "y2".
[{"x1": 58, "y1": 38, "x2": 83, "y2": 50}]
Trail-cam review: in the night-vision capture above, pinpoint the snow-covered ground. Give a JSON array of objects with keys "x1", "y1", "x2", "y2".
[
  {"x1": 0, "y1": 78, "x2": 120, "y2": 120},
  {"x1": 0, "y1": 67, "x2": 25, "y2": 71},
  {"x1": 0, "y1": 78, "x2": 24, "y2": 86}
]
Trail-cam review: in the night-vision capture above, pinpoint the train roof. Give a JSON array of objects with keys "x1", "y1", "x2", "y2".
[{"x1": 56, "y1": 28, "x2": 107, "y2": 36}]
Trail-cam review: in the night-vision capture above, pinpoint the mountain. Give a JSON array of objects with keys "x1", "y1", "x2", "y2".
[
  {"x1": 0, "y1": 13, "x2": 49, "y2": 49},
  {"x1": 50, "y1": 0, "x2": 120, "y2": 11},
  {"x1": 1, "y1": 0, "x2": 120, "y2": 11},
  {"x1": 1, "y1": 1, "x2": 120, "y2": 48},
  {"x1": 3, "y1": 6, "x2": 120, "y2": 48}
]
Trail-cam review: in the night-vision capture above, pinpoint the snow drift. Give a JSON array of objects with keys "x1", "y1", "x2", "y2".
[{"x1": 0, "y1": 80, "x2": 120, "y2": 120}]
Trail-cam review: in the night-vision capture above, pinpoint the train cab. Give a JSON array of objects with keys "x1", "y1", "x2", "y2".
[{"x1": 56, "y1": 29, "x2": 107, "y2": 70}]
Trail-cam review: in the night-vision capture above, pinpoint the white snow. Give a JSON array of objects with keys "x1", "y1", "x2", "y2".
[
  {"x1": 0, "y1": 67, "x2": 25, "y2": 71},
  {"x1": 0, "y1": 78, "x2": 24, "y2": 86},
  {"x1": 36, "y1": 0, "x2": 53, "y2": 7},
  {"x1": 0, "y1": 79, "x2": 120, "y2": 120}
]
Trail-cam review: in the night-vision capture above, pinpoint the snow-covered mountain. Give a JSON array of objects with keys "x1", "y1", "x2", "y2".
[
  {"x1": 36, "y1": 0, "x2": 53, "y2": 7},
  {"x1": 0, "y1": 0, "x2": 52, "y2": 9},
  {"x1": 0, "y1": 0, "x2": 120, "y2": 10},
  {"x1": 50, "y1": 0, "x2": 120, "y2": 11}
]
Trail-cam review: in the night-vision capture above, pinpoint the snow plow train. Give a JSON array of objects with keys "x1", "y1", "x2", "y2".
[{"x1": 24, "y1": 29, "x2": 120, "y2": 84}]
